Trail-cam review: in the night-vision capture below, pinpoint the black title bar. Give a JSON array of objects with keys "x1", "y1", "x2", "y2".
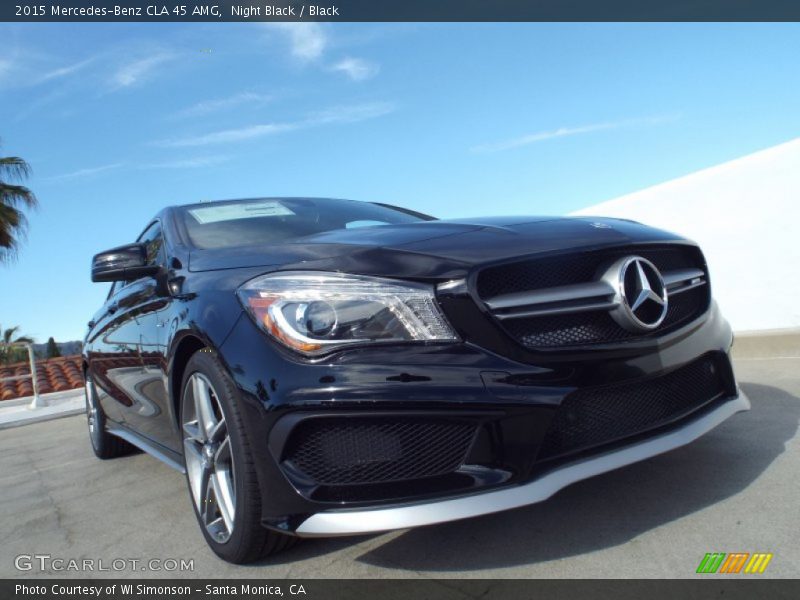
[
  {"x1": 3, "y1": 0, "x2": 800, "y2": 22},
  {"x1": 3, "y1": 579, "x2": 800, "y2": 600}
]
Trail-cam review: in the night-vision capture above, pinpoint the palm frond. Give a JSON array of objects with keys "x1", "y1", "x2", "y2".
[
  {"x1": 3, "y1": 326, "x2": 20, "y2": 344},
  {"x1": 0, "y1": 202, "x2": 25, "y2": 262},
  {"x1": 0, "y1": 182, "x2": 38, "y2": 210},
  {"x1": 0, "y1": 147, "x2": 36, "y2": 265},
  {"x1": 0, "y1": 157, "x2": 32, "y2": 181}
]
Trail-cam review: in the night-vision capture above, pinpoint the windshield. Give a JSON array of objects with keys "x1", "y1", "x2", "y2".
[{"x1": 177, "y1": 198, "x2": 434, "y2": 250}]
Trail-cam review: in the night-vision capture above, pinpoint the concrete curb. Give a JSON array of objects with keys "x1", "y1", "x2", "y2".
[
  {"x1": 732, "y1": 328, "x2": 800, "y2": 359},
  {"x1": 0, "y1": 388, "x2": 85, "y2": 430}
]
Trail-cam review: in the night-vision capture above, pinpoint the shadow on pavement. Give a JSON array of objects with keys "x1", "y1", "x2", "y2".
[{"x1": 332, "y1": 381, "x2": 797, "y2": 571}]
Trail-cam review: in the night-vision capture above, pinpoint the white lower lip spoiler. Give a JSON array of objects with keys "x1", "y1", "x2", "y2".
[{"x1": 295, "y1": 391, "x2": 750, "y2": 537}]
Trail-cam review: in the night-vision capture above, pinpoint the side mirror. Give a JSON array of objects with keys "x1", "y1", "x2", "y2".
[{"x1": 91, "y1": 243, "x2": 160, "y2": 282}]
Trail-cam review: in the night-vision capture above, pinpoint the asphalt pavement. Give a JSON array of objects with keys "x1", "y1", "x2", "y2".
[{"x1": 0, "y1": 356, "x2": 797, "y2": 579}]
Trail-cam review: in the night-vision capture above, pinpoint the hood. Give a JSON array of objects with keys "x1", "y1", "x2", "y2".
[{"x1": 188, "y1": 216, "x2": 686, "y2": 279}]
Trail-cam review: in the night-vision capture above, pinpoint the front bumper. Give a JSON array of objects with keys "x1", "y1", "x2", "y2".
[
  {"x1": 218, "y1": 300, "x2": 747, "y2": 535},
  {"x1": 294, "y1": 389, "x2": 749, "y2": 536}
]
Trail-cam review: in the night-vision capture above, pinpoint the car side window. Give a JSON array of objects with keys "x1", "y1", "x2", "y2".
[{"x1": 138, "y1": 221, "x2": 166, "y2": 268}]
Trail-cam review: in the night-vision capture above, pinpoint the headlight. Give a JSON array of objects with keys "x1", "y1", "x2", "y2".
[{"x1": 237, "y1": 271, "x2": 459, "y2": 356}]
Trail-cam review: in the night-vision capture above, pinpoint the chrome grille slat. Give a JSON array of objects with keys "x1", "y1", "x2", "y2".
[
  {"x1": 486, "y1": 268, "x2": 706, "y2": 320},
  {"x1": 662, "y1": 268, "x2": 705, "y2": 286},
  {"x1": 664, "y1": 268, "x2": 707, "y2": 296},
  {"x1": 493, "y1": 300, "x2": 618, "y2": 320},
  {"x1": 485, "y1": 280, "x2": 614, "y2": 310}
]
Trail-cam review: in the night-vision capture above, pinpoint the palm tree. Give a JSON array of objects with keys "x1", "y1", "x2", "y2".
[
  {"x1": 1, "y1": 324, "x2": 34, "y2": 364},
  {"x1": 0, "y1": 141, "x2": 38, "y2": 264}
]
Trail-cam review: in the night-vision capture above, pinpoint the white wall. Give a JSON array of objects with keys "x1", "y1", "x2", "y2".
[{"x1": 572, "y1": 138, "x2": 800, "y2": 333}]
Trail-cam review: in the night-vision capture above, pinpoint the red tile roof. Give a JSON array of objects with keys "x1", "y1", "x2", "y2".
[{"x1": 0, "y1": 355, "x2": 83, "y2": 401}]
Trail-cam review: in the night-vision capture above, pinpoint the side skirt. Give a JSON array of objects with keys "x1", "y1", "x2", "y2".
[{"x1": 106, "y1": 420, "x2": 186, "y2": 473}]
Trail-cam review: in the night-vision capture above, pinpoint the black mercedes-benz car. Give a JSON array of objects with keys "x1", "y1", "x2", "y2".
[{"x1": 84, "y1": 197, "x2": 748, "y2": 563}]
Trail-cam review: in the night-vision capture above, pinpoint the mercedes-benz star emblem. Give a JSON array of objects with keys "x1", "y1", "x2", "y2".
[{"x1": 607, "y1": 256, "x2": 669, "y2": 332}]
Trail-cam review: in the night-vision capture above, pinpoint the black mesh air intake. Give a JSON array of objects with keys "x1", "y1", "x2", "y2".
[
  {"x1": 537, "y1": 354, "x2": 728, "y2": 462},
  {"x1": 282, "y1": 417, "x2": 478, "y2": 486}
]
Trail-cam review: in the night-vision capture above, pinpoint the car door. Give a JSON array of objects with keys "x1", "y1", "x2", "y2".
[
  {"x1": 86, "y1": 278, "x2": 134, "y2": 426},
  {"x1": 92, "y1": 221, "x2": 176, "y2": 450}
]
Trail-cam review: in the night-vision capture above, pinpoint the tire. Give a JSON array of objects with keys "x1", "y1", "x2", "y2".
[
  {"x1": 180, "y1": 348, "x2": 296, "y2": 564},
  {"x1": 85, "y1": 372, "x2": 137, "y2": 459}
]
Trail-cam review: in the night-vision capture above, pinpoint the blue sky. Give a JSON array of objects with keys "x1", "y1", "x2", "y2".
[{"x1": 1, "y1": 23, "x2": 799, "y2": 342}]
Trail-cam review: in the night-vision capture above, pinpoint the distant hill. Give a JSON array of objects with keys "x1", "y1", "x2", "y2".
[{"x1": 32, "y1": 340, "x2": 83, "y2": 358}]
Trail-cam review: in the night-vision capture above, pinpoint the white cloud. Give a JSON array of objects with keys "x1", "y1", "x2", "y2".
[
  {"x1": 47, "y1": 156, "x2": 230, "y2": 180},
  {"x1": 141, "y1": 156, "x2": 231, "y2": 169},
  {"x1": 2, "y1": 45, "x2": 171, "y2": 92},
  {"x1": 268, "y1": 23, "x2": 327, "y2": 62},
  {"x1": 471, "y1": 114, "x2": 680, "y2": 153},
  {"x1": 49, "y1": 163, "x2": 124, "y2": 180},
  {"x1": 263, "y1": 24, "x2": 383, "y2": 83},
  {"x1": 154, "y1": 102, "x2": 396, "y2": 148},
  {"x1": 0, "y1": 48, "x2": 99, "y2": 91},
  {"x1": 175, "y1": 92, "x2": 272, "y2": 119},
  {"x1": 330, "y1": 57, "x2": 379, "y2": 81},
  {"x1": 111, "y1": 54, "x2": 173, "y2": 89},
  {"x1": 308, "y1": 102, "x2": 395, "y2": 125},
  {"x1": 38, "y1": 57, "x2": 94, "y2": 83},
  {"x1": 156, "y1": 123, "x2": 297, "y2": 148}
]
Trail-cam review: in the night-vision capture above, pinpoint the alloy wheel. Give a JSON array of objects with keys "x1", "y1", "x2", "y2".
[{"x1": 182, "y1": 372, "x2": 237, "y2": 544}]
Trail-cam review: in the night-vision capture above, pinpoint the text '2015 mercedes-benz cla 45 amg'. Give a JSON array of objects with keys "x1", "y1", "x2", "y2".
[{"x1": 83, "y1": 197, "x2": 749, "y2": 563}]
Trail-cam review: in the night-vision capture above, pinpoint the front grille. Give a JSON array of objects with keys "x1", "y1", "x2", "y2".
[
  {"x1": 282, "y1": 417, "x2": 477, "y2": 486},
  {"x1": 477, "y1": 245, "x2": 710, "y2": 349},
  {"x1": 478, "y1": 246, "x2": 698, "y2": 298},
  {"x1": 537, "y1": 354, "x2": 728, "y2": 462}
]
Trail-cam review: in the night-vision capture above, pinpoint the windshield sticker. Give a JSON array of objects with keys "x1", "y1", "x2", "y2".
[{"x1": 188, "y1": 201, "x2": 295, "y2": 224}]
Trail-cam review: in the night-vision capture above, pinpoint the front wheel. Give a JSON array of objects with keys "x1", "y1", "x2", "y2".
[
  {"x1": 84, "y1": 372, "x2": 136, "y2": 459},
  {"x1": 180, "y1": 349, "x2": 295, "y2": 563}
]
